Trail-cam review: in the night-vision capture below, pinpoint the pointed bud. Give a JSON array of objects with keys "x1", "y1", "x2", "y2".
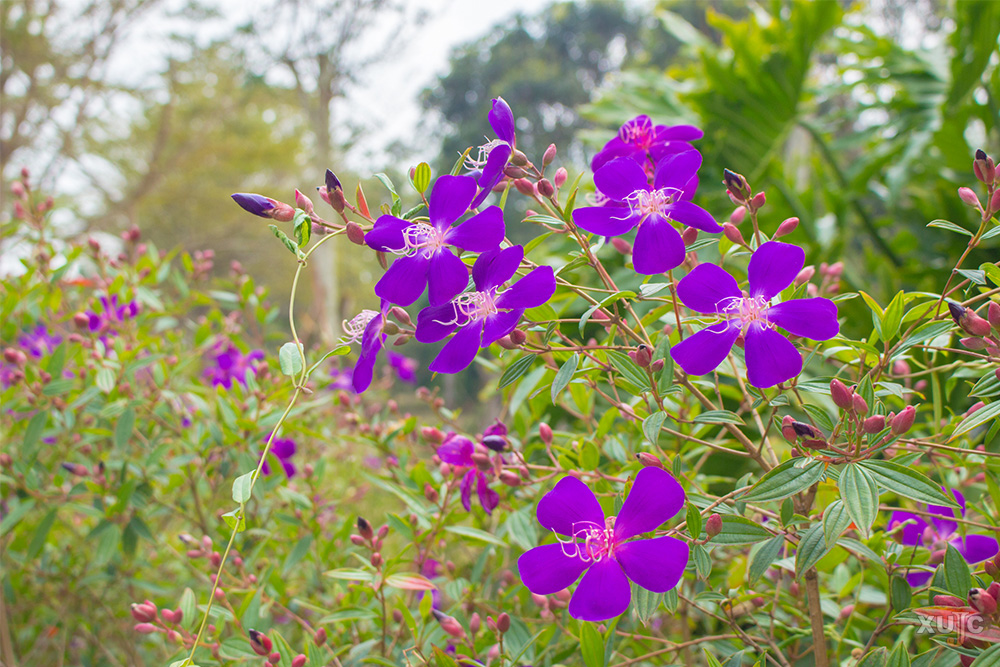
[
  {"x1": 968, "y1": 588, "x2": 998, "y2": 615},
  {"x1": 780, "y1": 415, "x2": 797, "y2": 442},
  {"x1": 248, "y1": 629, "x2": 272, "y2": 656},
  {"x1": 988, "y1": 582, "x2": 1000, "y2": 599},
  {"x1": 553, "y1": 167, "x2": 568, "y2": 188},
  {"x1": 723, "y1": 169, "x2": 750, "y2": 200},
  {"x1": 830, "y1": 379, "x2": 853, "y2": 409},
  {"x1": 134, "y1": 623, "x2": 157, "y2": 634},
  {"x1": 958, "y1": 307, "x2": 992, "y2": 336},
  {"x1": 314, "y1": 627, "x2": 327, "y2": 646},
  {"x1": 499, "y1": 470, "x2": 521, "y2": 487},
  {"x1": 958, "y1": 187, "x2": 981, "y2": 208},
  {"x1": 990, "y1": 188, "x2": 1000, "y2": 215},
  {"x1": 722, "y1": 222, "x2": 746, "y2": 246},
  {"x1": 231, "y1": 193, "x2": 277, "y2": 218},
  {"x1": 370, "y1": 552, "x2": 382, "y2": 567},
  {"x1": 838, "y1": 605, "x2": 854, "y2": 622},
  {"x1": 682, "y1": 227, "x2": 698, "y2": 245},
  {"x1": 636, "y1": 452, "x2": 663, "y2": 469},
  {"x1": 948, "y1": 300, "x2": 966, "y2": 324},
  {"x1": 539, "y1": 423, "x2": 553, "y2": 444},
  {"x1": 986, "y1": 557, "x2": 1000, "y2": 580},
  {"x1": 346, "y1": 222, "x2": 365, "y2": 245},
  {"x1": 357, "y1": 517, "x2": 373, "y2": 541},
  {"x1": 291, "y1": 655, "x2": 307, "y2": 667},
  {"x1": 705, "y1": 514, "x2": 723, "y2": 539},
  {"x1": 611, "y1": 237, "x2": 632, "y2": 255},
  {"x1": 650, "y1": 358, "x2": 664, "y2": 372},
  {"x1": 729, "y1": 206, "x2": 746, "y2": 225},
  {"x1": 852, "y1": 394, "x2": 868, "y2": 415},
  {"x1": 973, "y1": 149, "x2": 995, "y2": 184},
  {"x1": 862, "y1": 415, "x2": 885, "y2": 434},
  {"x1": 433, "y1": 610, "x2": 466, "y2": 638},
  {"x1": 421, "y1": 427, "x2": 444, "y2": 444},
  {"x1": 960, "y1": 336, "x2": 987, "y2": 350},
  {"x1": 511, "y1": 149, "x2": 529, "y2": 167},
  {"x1": 377, "y1": 524, "x2": 389, "y2": 540},
  {"x1": 542, "y1": 144, "x2": 557, "y2": 167},
  {"x1": 424, "y1": 483, "x2": 439, "y2": 503},
  {"x1": 537, "y1": 178, "x2": 555, "y2": 198},
  {"x1": 794, "y1": 265, "x2": 815, "y2": 286},
  {"x1": 890, "y1": 405, "x2": 916, "y2": 435},
  {"x1": 497, "y1": 613, "x2": 510, "y2": 633},
  {"x1": 130, "y1": 603, "x2": 157, "y2": 623},
  {"x1": 933, "y1": 594, "x2": 966, "y2": 607},
  {"x1": 773, "y1": 217, "x2": 799, "y2": 238},
  {"x1": 632, "y1": 345, "x2": 651, "y2": 368},
  {"x1": 792, "y1": 421, "x2": 819, "y2": 438},
  {"x1": 987, "y1": 302, "x2": 1000, "y2": 331},
  {"x1": 750, "y1": 191, "x2": 766, "y2": 211},
  {"x1": 294, "y1": 189, "x2": 314, "y2": 214},
  {"x1": 509, "y1": 329, "x2": 526, "y2": 345},
  {"x1": 514, "y1": 178, "x2": 535, "y2": 196}
]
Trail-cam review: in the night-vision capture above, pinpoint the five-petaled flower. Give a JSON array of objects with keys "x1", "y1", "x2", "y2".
[
  {"x1": 670, "y1": 241, "x2": 839, "y2": 388},
  {"x1": 203, "y1": 341, "x2": 264, "y2": 390},
  {"x1": 518, "y1": 467, "x2": 689, "y2": 622},
  {"x1": 591, "y1": 115, "x2": 703, "y2": 174},
  {"x1": 365, "y1": 175, "x2": 505, "y2": 307},
  {"x1": 888, "y1": 489, "x2": 999, "y2": 587},
  {"x1": 415, "y1": 246, "x2": 555, "y2": 374},
  {"x1": 467, "y1": 97, "x2": 516, "y2": 209},
  {"x1": 437, "y1": 434, "x2": 499, "y2": 514},
  {"x1": 573, "y1": 153, "x2": 721, "y2": 275}
]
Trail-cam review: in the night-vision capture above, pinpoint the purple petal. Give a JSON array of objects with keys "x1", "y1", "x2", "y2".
[
  {"x1": 416, "y1": 303, "x2": 460, "y2": 343},
  {"x1": 768, "y1": 298, "x2": 839, "y2": 340},
  {"x1": 615, "y1": 536, "x2": 689, "y2": 593},
  {"x1": 954, "y1": 534, "x2": 999, "y2": 564},
  {"x1": 428, "y1": 321, "x2": 484, "y2": 374},
  {"x1": 375, "y1": 256, "x2": 430, "y2": 307},
  {"x1": 427, "y1": 250, "x2": 469, "y2": 307},
  {"x1": 471, "y1": 144, "x2": 512, "y2": 209},
  {"x1": 482, "y1": 309, "x2": 523, "y2": 346},
  {"x1": 460, "y1": 469, "x2": 475, "y2": 511},
  {"x1": 364, "y1": 215, "x2": 410, "y2": 252},
  {"x1": 437, "y1": 435, "x2": 474, "y2": 466},
  {"x1": 665, "y1": 200, "x2": 721, "y2": 233},
  {"x1": 489, "y1": 97, "x2": 516, "y2": 145},
  {"x1": 649, "y1": 141, "x2": 698, "y2": 165},
  {"x1": 632, "y1": 219, "x2": 685, "y2": 275},
  {"x1": 670, "y1": 321, "x2": 740, "y2": 377},
  {"x1": 655, "y1": 124, "x2": 703, "y2": 142},
  {"x1": 352, "y1": 316, "x2": 386, "y2": 393},
  {"x1": 472, "y1": 245, "x2": 523, "y2": 291},
  {"x1": 572, "y1": 206, "x2": 638, "y2": 237},
  {"x1": 745, "y1": 322, "x2": 802, "y2": 389},
  {"x1": 231, "y1": 193, "x2": 274, "y2": 217},
  {"x1": 594, "y1": 158, "x2": 649, "y2": 202},
  {"x1": 280, "y1": 459, "x2": 297, "y2": 479},
  {"x1": 590, "y1": 137, "x2": 633, "y2": 173},
  {"x1": 567, "y1": 558, "x2": 631, "y2": 622},
  {"x1": 614, "y1": 467, "x2": 685, "y2": 541},
  {"x1": 905, "y1": 570, "x2": 934, "y2": 587},
  {"x1": 518, "y1": 543, "x2": 590, "y2": 595},
  {"x1": 888, "y1": 511, "x2": 930, "y2": 546},
  {"x1": 536, "y1": 476, "x2": 605, "y2": 537},
  {"x1": 429, "y1": 175, "x2": 476, "y2": 229},
  {"x1": 677, "y1": 263, "x2": 740, "y2": 314},
  {"x1": 271, "y1": 437, "x2": 296, "y2": 459},
  {"x1": 477, "y1": 472, "x2": 500, "y2": 514},
  {"x1": 495, "y1": 266, "x2": 556, "y2": 310},
  {"x1": 928, "y1": 488, "x2": 966, "y2": 536},
  {"x1": 445, "y1": 206, "x2": 505, "y2": 252},
  {"x1": 748, "y1": 242, "x2": 805, "y2": 299},
  {"x1": 652, "y1": 151, "x2": 701, "y2": 192}
]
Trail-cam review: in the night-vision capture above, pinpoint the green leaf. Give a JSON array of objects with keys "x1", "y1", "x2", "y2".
[
  {"x1": 795, "y1": 523, "x2": 828, "y2": 576},
  {"x1": 231, "y1": 471, "x2": 254, "y2": 504},
  {"x1": 642, "y1": 411, "x2": 667, "y2": 446},
  {"x1": 972, "y1": 644, "x2": 1000, "y2": 666},
  {"x1": 685, "y1": 502, "x2": 702, "y2": 539},
  {"x1": 551, "y1": 353, "x2": 579, "y2": 402},
  {"x1": 269, "y1": 224, "x2": 303, "y2": 257},
  {"x1": 748, "y1": 535, "x2": 784, "y2": 584},
  {"x1": 890, "y1": 576, "x2": 912, "y2": 613},
  {"x1": 882, "y1": 291, "x2": 904, "y2": 340},
  {"x1": 292, "y1": 209, "x2": 311, "y2": 247},
  {"x1": 710, "y1": 515, "x2": 771, "y2": 545},
  {"x1": 221, "y1": 507, "x2": 245, "y2": 532},
  {"x1": 693, "y1": 410, "x2": 745, "y2": 425},
  {"x1": 894, "y1": 321, "x2": 952, "y2": 358},
  {"x1": 839, "y1": 464, "x2": 879, "y2": 539},
  {"x1": 27, "y1": 509, "x2": 57, "y2": 559},
  {"x1": 858, "y1": 460, "x2": 958, "y2": 506},
  {"x1": 278, "y1": 342, "x2": 304, "y2": 377},
  {"x1": 498, "y1": 355, "x2": 535, "y2": 389},
  {"x1": 607, "y1": 351, "x2": 650, "y2": 391},
  {"x1": 822, "y1": 500, "x2": 852, "y2": 547},
  {"x1": 114, "y1": 407, "x2": 135, "y2": 449},
  {"x1": 324, "y1": 568, "x2": 374, "y2": 583},
  {"x1": 23, "y1": 412, "x2": 46, "y2": 457},
  {"x1": 942, "y1": 543, "x2": 973, "y2": 597},
  {"x1": 374, "y1": 173, "x2": 401, "y2": 217},
  {"x1": 950, "y1": 400, "x2": 1000, "y2": 440},
  {"x1": 926, "y1": 219, "x2": 972, "y2": 236},
  {"x1": 631, "y1": 583, "x2": 662, "y2": 625},
  {"x1": 282, "y1": 536, "x2": 313, "y2": 576},
  {"x1": 385, "y1": 572, "x2": 436, "y2": 590},
  {"x1": 581, "y1": 622, "x2": 605, "y2": 667},
  {"x1": 857, "y1": 648, "x2": 889, "y2": 667},
  {"x1": 317, "y1": 608, "x2": 378, "y2": 624},
  {"x1": 444, "y1": 525, "x2": 505, "y2": 547},
  {"x1": 741, "y1": 458, "x2": 826, "y2": 503},
  {"x1": 179, "y1": 588, "x2": 197, "y2": 630},
  {"x1": 411, "y1": 162, "x2": 431, "y2": 193}
]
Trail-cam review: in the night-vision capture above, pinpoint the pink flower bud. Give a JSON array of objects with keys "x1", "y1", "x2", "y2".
[
  {"x1": 892, "y1": 359, "x2": 910, "y2": 376},
  {"x1": 990, "y1": 188, "x2": 1000, "y2": 215},
  {"x1": 794, "y1": 265, "x2": 815, "y2": 286},
  {"x1": 499, "y1": 470, "x2": 521, "y2": 487},
  {"x1": 539, "y1": 423, "x2": 553, "y2": 444},
  {"x1": 988, "y1": 301, "x2": 1000, "y2": 330},
  {"x1": 270, "y1": 201, "x2": 296, "y2": 222},
  {"x1": 636, "y1": 452, "x2": 662, "y2": 469},
  {"x1": 890, "y1": 405, "x2": 916, "y2": 435},
  {"x1": 434, "y1": 610, "x2": 466, "y2": 638},
  {"x1": 960, "y1": 336, "x2": 987, "y2": 350},
  {"x1": 838, "y1": 605, "x2": 854, "y2": 622},
  {"x1": 611, "y1": 237, "x2": 632, "y2": 255},
  {"x1": 130, "y1": 603, "x2": 157, "y2": 623},
  {"x1": 973, "y1": 149, "x2": 995, "y2": 184},
  {"x1": 269, "y1": 652, "x2": 281, "y2": 664},
  {"x1": 3, "y1": 348, "x2": 25, "y2": 365},
  {"x1": 553, "y1": 167, "x2": 568, "y2": 188},
  {"x1": 852, "y1": 394, "x2": 868, "y2": 415},
  {"x1": 542, "y1": 143, "x2": 557, "y2": 167},
  {"x1": 424, "y1": 483, "x2": 439, "y2": 503},
  {"x1": 509, "y1": 329, "x2": 526, "y2": 345},
  {"x1": 988, "y1": 582, "x2": 1000, "y2": 599},
  {"x1": 722, "y1": 222, "x2": 745, "y2": 246},
  {"x1": 968, "y1": 588, "x2": 998, "y2": 615},
  {"x1": 750, "y1": 191, "x2": 766, "y2": 210},
  {"x1": 723, "y1": 169, "x2": 750, "y2": 200},
  {"x1": 134, "y1": 623, "x2": 157, "y2": 634},
  {"x1": 862, "y1": 415, "x2": 885, "y2": 434},
  {"x1": 11, "y1": 181, "x2": 25, "y2": 198},
  {"x1": 682, "y1": 227, "x2": 698, "y2": 245},
  {"x1": 421, "y1": 427, "x2": 444, "y2": 444},
  {"x1": 294, "y1": 189, "x2": 314, "y2": 214},
  {"x1": 729, "y1": 206, "x2": 746, "y2": 225},
  {"x1": 314, "y1": 627, "x2": 327, "y2": 646},
  {"x1": 370, "y1": 552, "x2": 382, "y2": 567},
  {"x1": 933, "y1": 594, "x2": 966, "y2": 607},
  {"x1": 497, "y1": 612, "x2": 510, "y2": 633},
  {"x1": 650, "y1": 358, "x2": 664, "y2": 372},
  {"x1": 958, "y1": 186, "x2": 981, "y2": 208},
  {"x1": 965, "y1": 401, "x2": 985, "y2": 418},
  {"x1": 377, "y1": 524, "x2": 389, "y2": 540},
  {"x1": 986, "y1": 558, "x2": 1000, "y2": 580},
  {"x1": 513, "y1": 178, "x2": 535, "y2": 196},
  {"x1": 705, "y1": 514, "x2": 723, "y2": 539},
  {"x1": 632, "y1": 345, "x2": 651, "y2": 367},
  {"x1": 291, "y1": 656, "x2": 307, "y2": 667},
  {"x1": 160, "y1": 609, "x2": 177, "y2": 624},
  {"x1": 346, "y1": 222, "x2": 365, "y2": 245},
  {"x1": 537, "y1": 178, "x2": 555, "y2": 198},
  {"x1": 773, "y1": 217, "x2": 799, "y2": 238}
]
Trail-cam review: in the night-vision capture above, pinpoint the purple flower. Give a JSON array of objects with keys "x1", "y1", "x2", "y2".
[
  {"x1": 888, "y1": 489, "x2": 999, "y2": 587},
  {"x1": 18, "y1": 324, "x2": 62, "y2": 358},
  {"x1": 415, "y1": 246, "x2": 555, "y2": 374},
  {"x1": 592, "y1": 116, "x2": 702, "y2": 174},
  {"x1": 386, "y1": 351, "x2": 418, "y2": 383},
  {"x1": 518, "y1": 467, "x2": 689, "y2": 622},
  {"x1": 203, "y1": 341, "x2": 264, "y2": 389},
  {"x1": 260, "y1": 435, "x2": 297, "y2": 478},
  {"x1": 572, "y1": 154, "x2": 720, "y2": 275},
  {"x1": 437, "y1": 434, "x2": 499, "y2": 514},
  {"x1": 345, "y1": 300, "x2": 393, "y2": 394},
  {"x1": 420, "y1": 559, "x2": 442, "y2": 609},
  {"x1": 231, "y1": 193, "x2": 276, "y2": 218},
  {"x1": 327, "y1": 365, "x2": 354, "y2": 391},
  {"x1": 365, "y1": 175, "x2": 505, "y2": 307},
  {"x1": 87, "y1": 295, "x2": 139, "y2": 333},
  {"x1": 670, "y1": 241, "x2": 839, "y2": 388},
  {"x1": 466, "y1": 97, "x2": 516, "y2": 209}
]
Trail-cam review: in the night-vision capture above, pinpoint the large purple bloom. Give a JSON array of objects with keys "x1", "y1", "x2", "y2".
[
  {"x1": 415, "y1": 246, "x2": 555, "y2": 374},
  {"x1": 365, "y1": 175, "x2": 505, "y2": 307},
  {"x1": 437, "y1": 434, "x2": 499, "y2": 514},
  {"x1": 573, "y1": 154, "x2": 720, "y2": 275},
  {"x1": 888, "y1": 489, "x2": 999, "y2": 587},
  {"x1": 591, "y1": 115, "x2": 703, "y2": 174},
  {"x1": 467, "y1": 97, "x2": 516, "y2": 209},
  {"x1": 518, "y1": 467, "x2": 689, "y2": 622},
  {"x1": 670, "y1": 241, "x2": 839, "y2": 388},
  {"x1": 203, "y1": 341, "x2": 264, "y2": 389}
]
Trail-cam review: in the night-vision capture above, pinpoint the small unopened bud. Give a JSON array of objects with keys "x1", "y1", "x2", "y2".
[
  {"x1": 539, "y1": 423, "x2": 553, "y2": 444},
  {"x1": 511, "y1": 150, "x2": 528, "y2": 167},
  {"x1": 542, "y1": 144, "x2": 557, "y2": 167},
  {"x1": 248, "y1": 629, "x2": 272, "y2": 656},
  {"x1": 650, "y1": 358, "x2": 664, "y2": 372},
  {"x1": 269, "y1": 652, "x2": 281, "y2": 664},
  {"x1": 934, "y1": 594, "x2": 966, "y2": 607},
  {"x1": 537, "y1": 179, "x2": 555, "y2": 198},
  {"x1": 134, "y1": 623, "x2": 157, "y2": 634},
  {"x1": 424, "y1": 483, "x2": 439, "y2": 503},
  {"x1": 890, "y1": 405, "x2": 916, "y2": 435},
  {"x1": 973, "y1": 149, "x2": 995, "y2": 184},
  {"x1": 968, "y1": 588, "x2": 998, "y2": 615},
  {"x1": 985, "y1": 558, "x2": 1000, "y2": 580},
  {"x1": 631, "y1": 345, "x2": 651, "y2": 368},
  {"x1": 960, "y1": 336, "x2": 987, "y2": 350},
  {"x1": 966, "y1": 401, "x2": 985, "y2": 417},
  {"x1": 681, "y1": 227, "x2": 698, "y2": 246},
  {"x1": 794, "y1": 266, "x2": 815, "y2": 286},
  {"x1": 513, "y1": 178, "x2": 535, "y2": 196},
  {"x1": 705, "y1": 514, "x2": 723, "y2": 539},
  {"x1": 294, "y1": 189, "x2": 314, "y2": 214},
  {"x1": 838, "y1": 605, "x2": 855, "y2": 622},
  {"x1": 792, "y1": 421, "x2": 819, "y2": 438},
  {"x1": 422, "y1": 427, "x2": 445, "y2": 444},
  {"x1": 750, "y1": 191, "x2": 766, "y2": 211},
  {"x1": 722, "y1": 222, "x2": 746, "y2": 246},
  {"x1": 346, "y1": 222, "x2": 365, "y2": 245},
  {"x1": 862, "y1": 415, "x2": 885, "y2": 434},
  {"x1": 636, "y1": 452, "x2": 662, "y2": 469},
  {"x1": 987, "y1": 302, "x2": 1000, "y2": 330},
  {"x1": 496, "y1": 612, "x2": 510, "y2": 633},
  {"x1": 723, "y1": 169, "x2": 750, "y2": 200},
  {"x1": 470, "y1": 612, "x2": 481, "y2": 634},
  {"x1": 3, "y1": 348, "x2": 25, "y2": 365},
  {"x1": 499, "y1": 470, "x2": 521, "y2": 487},
  {"x1": 772, "y1": 217, "x2": 799, "y2": 239},
  {"x1": 851, "y1": 394, "x2": 868, "y2": 415},
  {"x1": 780, "y1": 415, "x2": 797, "y2": 442},
  {"x1": 611, "y1": 237, "x2": 632, "y2": 255},
  {"x1": 73, "y1": 312, "x2": 91, "y2": 329},
  {"x1": 729, "y1": 206, "x2": 746, "y2": 225},
  {"x1": 357, "y1": 516, "x2": 373, "y2": 540},
  {"x1": 990, "y1": 189, "x2": 1000, "y2": 215},
  {"x1": 370, "y1": 552, "x2": 382, "y2": 567},
  {"x1": 314, "y1": 627, "x2": 328, "y2": 646},
  {"x1": 482, "y1": 435, "x2": 506, "y2": 452},
  {"x1": 130, "y1": 603, "x2": 157, "y2": 623},
  {"x1": 377, "y1": 524, "x2": 389, "y2": 540},
  {"x1": 291, "y1": 655, "x2": 307, "y2": 667},
  {"x1": 958, "y1": 187, "x2": 981, "y2": 208},
  {"x1": 553, "y1": 167, "x2": 568, "y2": 188},
  {"x1": 509, "y1": 329, "x2": 526, "y2": 345},
  {"x1": 433, "y1": 610, "x2": 466, "y2": 638}
]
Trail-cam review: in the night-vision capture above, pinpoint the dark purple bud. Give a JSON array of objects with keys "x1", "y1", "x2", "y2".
[
  {"x1": 248, "y1": 629, "x2": 271, "y2": 656},
  {"x1": 791, "y1": 421, "x2": 818, "y2": 438},
  {"x1": 231, "y1": 193, "x2": 275, "y2": 218},
  {"x1": 357, "y1": 516, "x2": 373, "y2": 540},
  {"x1": 482, "y1": 435, "x2": 507, "y2": 452},
  {"x1": 973, "y1": 149, "x2": 995, "y2": 184},
  {"x1": 948, "y1": 300, "x2": 966, "y2": 324},
  {"x1": 723, "y1": 168, "x2": 750, "y2": 199},
  {"x1": 325, "y1": 169, "x2": 342, "y2": 193},
  {"x1": 968, "y1": 588, "x2": 997, "y2": 615}
]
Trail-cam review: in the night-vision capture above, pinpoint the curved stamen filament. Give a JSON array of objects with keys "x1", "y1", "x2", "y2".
[
  {"x1": 553, "y1": 519, "x2": 617, "y2": 563},
  {"x1": 619, "y1": 117, "x2": 653, "y2": 149},
  {"x1": 431, "y1": 290, "x2": 500, "y2": 328},
  {"x1": 621, "y1": 187, "x2": 682, "y2": 224},
  {"x1": 341, "y1": 309, "x2": 379, "y2": 343}
]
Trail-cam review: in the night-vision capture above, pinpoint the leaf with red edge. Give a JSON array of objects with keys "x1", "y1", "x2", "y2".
[{"x1": 384, "y1": 573, "x2": 436, "y2": 591}]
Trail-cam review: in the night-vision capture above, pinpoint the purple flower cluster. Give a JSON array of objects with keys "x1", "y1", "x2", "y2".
[
  {"x1": 573, "y1": 116, "x2": 719, "y2": 275},
  {"x1": 518, "y1": 467, "x2": 688, "y2": 622},
  {"x1": 86, "y1": 295, "x2": 139, "y2": 334},
  {"x1": 203, "y1": 341, "x2": 264, "y2": 390},
  {"x1": 671, "y1": 242, "x2": 839, "y2": 388},
  {"x1": 19, "y1": 324, "x2": 62, "y2": 358}
]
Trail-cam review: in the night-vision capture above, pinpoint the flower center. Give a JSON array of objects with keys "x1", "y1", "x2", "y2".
[
  {"x1": 558, "y1": 517, "x2": 618, "y2": 563},
  {"x1": 619, "y1": 117, "x2": 654, "y2": 150},
  {"x1": 465, "y1": 138, "x2": 507, "y2": 171},
  {"x1": 622, "y1": 188, "x2": 679, "y2": 224},
  {"x1": 433, "y1": 290, "x2": 499, "y2": 327},
  {"x1": 718, "y1": 294, "x2": 773, "y2": 334},
  {"x1": 341, "y1": 309, "x2": 379, "y2": 342},
  {"x1": 400, "y1": 222, "x2": 448, "y2": 258}
]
